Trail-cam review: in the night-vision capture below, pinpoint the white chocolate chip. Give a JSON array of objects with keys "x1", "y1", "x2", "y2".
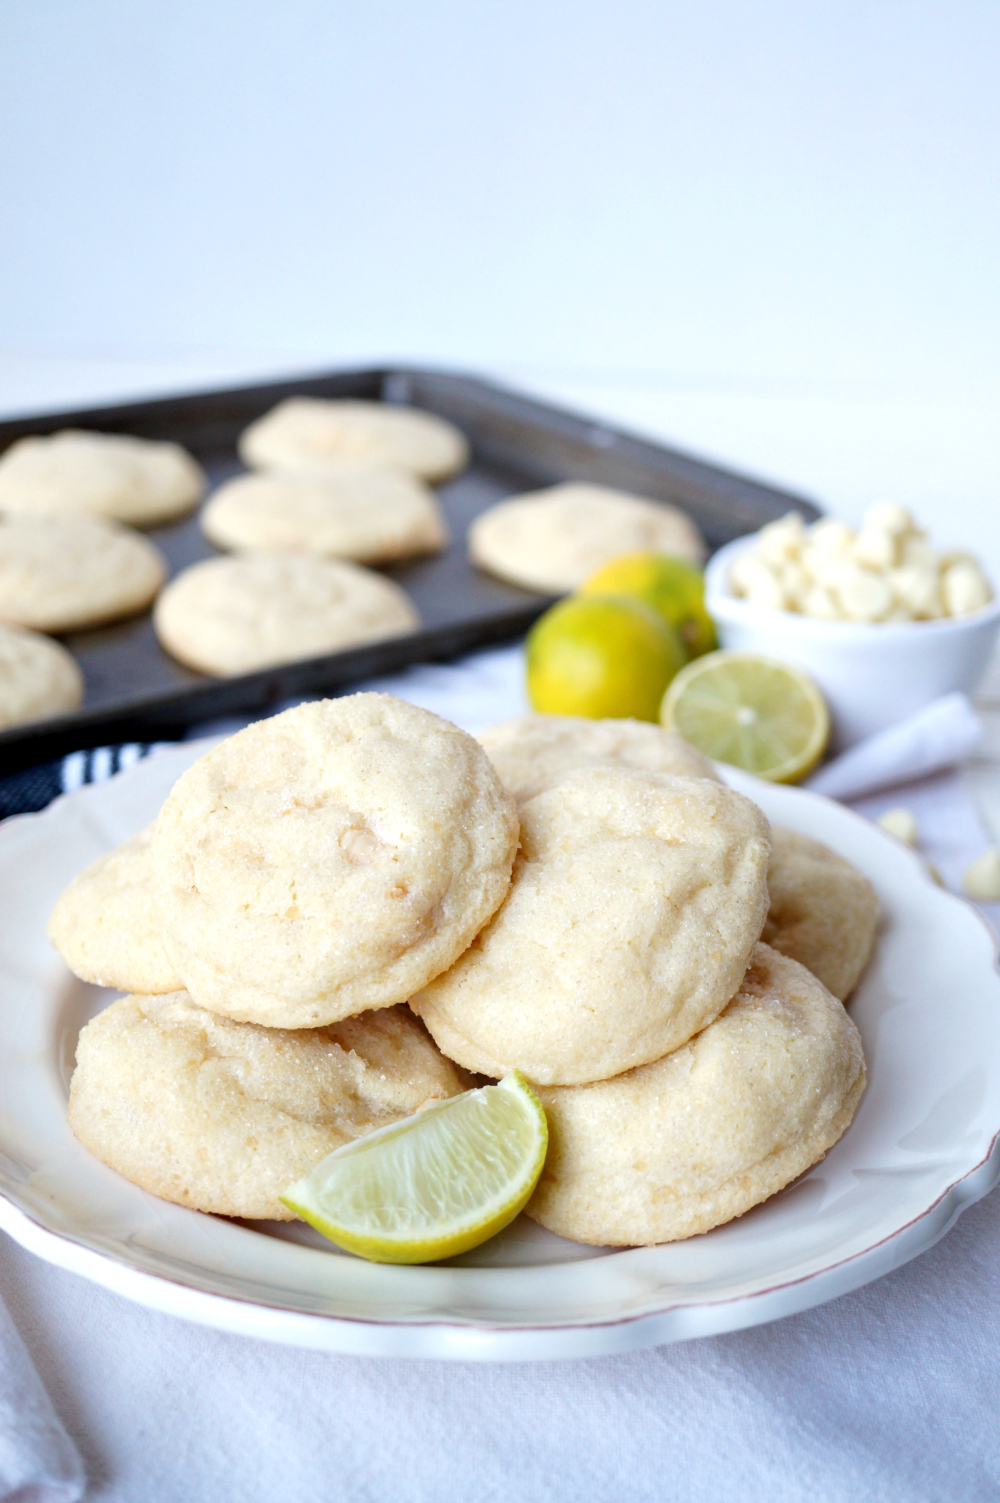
[
  {"x1": 942, "y1": 561, "x2": 992, "y2": 616},
  {"x1": 899, "y1": 534, "x2": 937, "y2": 571},
  {"x1": 835, "y1": 567, "x2": 893, "y2": 622},
  {"x1": 730, "y1": 554, "x2": 782, "y2": 601},
  {"x1": 877, "y1": 808, "x2": 919, "y2": 846},
  {"x1": 853, "y1": 526, "x2": 898, "y2": 570},
  {"x1": 888, "y1": 565, "x2": 942, "y2": 619},
  {"x1": 801, "y1": 585, "x2": 840, "y2": 619},
  {"x1": 963, "y1": 847, "x2": 1000, "y2": 902},
  {"x1": 864, "y1": 502, "x2": 915, "y2": 536},
  {"x1": 809, "y1": 519, "x2": 855, "y2": 556},
  {"x1": 754, "y1": 513, "x2": 807, "y2": 565},
  {"x1": 780, "y1": 560, "x2": 810, "y2": 607}
]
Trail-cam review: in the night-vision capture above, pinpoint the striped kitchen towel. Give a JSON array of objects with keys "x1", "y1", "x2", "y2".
[{"x1": 0, "y1": 742, "x2": 169, "y2": 821}]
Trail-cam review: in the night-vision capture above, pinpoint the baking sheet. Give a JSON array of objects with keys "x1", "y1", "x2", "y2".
[{"x1": 0, "y1": 367, "x2": 818, "y2": 773}]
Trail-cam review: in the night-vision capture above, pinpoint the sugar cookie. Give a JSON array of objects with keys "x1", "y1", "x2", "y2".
[
  {"x1": 153, "y1": 553, "x2": 419, "y2": 676},
  {"x1": 68, "y1": 994, "x2": 469, "y2": 1219},
  {"x1": 468, "y1": 482, "x2": 704, "y2": 594},
  {"x1": 528, "y1": 944, "x2": 866, "y2": 1245},
  {"x1": 411, "y1": 765, "x2": 770, "y2": 1085},
  {"x1": 762, "y1": 827, "x2": 880, "y2": 1001},
  {"x1": 478, "y1": 712, "x2": 718, "y2": 803},
  {"x1": 201, "y1": 468, "x2": 449, "y2": 563},
  {"x1": 0, "y1": 429, "x2": 205, "y2": 525},
  {"x1": 152, "y1": 695, "x2": 519, "y2": 1028},
  {"x1": 0, "y1": 515, "x2": 166, "y2": 632},
  {"x1": 0, "y1": 622, "x2": 83, "y2": 729},
  {"x1": 238, "y1": 397, "x2": 469, "y2": 483},
  {"x1": 48, "y1": 826, "x2": 181, "y2": 994}
]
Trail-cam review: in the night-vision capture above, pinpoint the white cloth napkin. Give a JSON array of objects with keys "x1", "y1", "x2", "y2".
[
  {"x1": 807, "y1": 692, "x2": 984, "y2": 800},
  {"x1": 0, "y1": 1295, "x2": 84, "y2": 1503},
  {"x1": 3, "y1": 643, "x2": 998, "y2": 1503}
]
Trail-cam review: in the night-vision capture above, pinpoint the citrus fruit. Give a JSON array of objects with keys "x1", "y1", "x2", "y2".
[
  {"x1": 280, "y1": 1071, "x2": 548, "y2": 1264},
  {"x1": 527, "y1": 593, "x2": 687, "y2": 722},
  {"x1": 581, "y1": 551, "x2": 717, "y2": 658},
  {"x1": 660, "y1": 651, "x2": 830, "y2": 782}
]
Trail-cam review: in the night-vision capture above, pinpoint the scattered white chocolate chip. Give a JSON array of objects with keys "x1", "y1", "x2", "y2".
[
  {"x1": 877, "y1": 808, "x2": 919, "y2": 846},
  {"x1": 963, "y1": 847, "x2": 1000, "y2": 902}
]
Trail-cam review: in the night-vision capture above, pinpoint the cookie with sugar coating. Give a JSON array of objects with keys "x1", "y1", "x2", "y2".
[
  {"x1": 238, "y1": 397, "x2": 469, "y2": 484},
  {"x1": 153, "y1": 553, "x2": 419, "y2": 676},
  {"x1": 48, "y1": 826, "x2": 182, "y2": 994},
  {"x1": 0, "y1": 515, "x2": 166, "y2": 632},
  {"x1": 762, "y1": 827, "x2": 879, "y2": 1001},
  {"x1": 527, "y1": 944, "x2": 866, "y2": 1246},
  {"x1": 478, "y1": 712, "x2": 718, "y2": 803},
  {"x1": 0, "y1": 622, "x2": 83, "y2": 729},
  {"x1": 0, "y1": 429, "x2": 205, "y2": 526},
  {"x1": 201, "y1": 467, "x2": 449, "y2": 563},
  {"x1": 68, "y1": 994, "x2": 469, "y2": 1220},
  {"x1": 468, "y1": 482, "x2": 704, "y2": 594},
  {"x1": 410, "y1": 764, "x2": 770, "y2": 1085},
  {"x1": 152, "y1": 694, "x2": 519, "y2": 1028}
]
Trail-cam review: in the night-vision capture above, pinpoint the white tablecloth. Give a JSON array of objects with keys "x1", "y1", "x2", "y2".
[{"x1": 4, "y1": 644, "x2": 1000, "y2": 1503}]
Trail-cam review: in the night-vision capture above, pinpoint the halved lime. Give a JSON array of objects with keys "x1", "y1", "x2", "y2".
[
  {"x1": 661, "y1": 651, "x2": 830, "y2": 783},
  {"x1": 280, "y1": 1071, "x2": 548, "y2": 1264}
]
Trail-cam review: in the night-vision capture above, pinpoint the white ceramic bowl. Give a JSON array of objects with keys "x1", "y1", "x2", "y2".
[{"x1": 705, "y1": 535, "x2": 1000, "y2": 749}]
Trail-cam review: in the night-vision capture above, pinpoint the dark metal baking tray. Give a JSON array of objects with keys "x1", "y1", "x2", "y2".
[{"x1": 0, "y1": 366, "x2": 819, "y2": 773}]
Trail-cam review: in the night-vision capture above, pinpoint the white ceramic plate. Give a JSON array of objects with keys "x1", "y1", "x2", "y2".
[{"x1": 1, "y1": 743, "x2": 999, "y2": 1362}]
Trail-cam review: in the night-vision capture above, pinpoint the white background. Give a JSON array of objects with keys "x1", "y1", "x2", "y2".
[{"x1": 1, "y1": 0, "x2": 997, "y2": 556}]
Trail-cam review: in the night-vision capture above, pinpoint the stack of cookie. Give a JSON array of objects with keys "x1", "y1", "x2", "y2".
[
  {"x1": 0, "y1": 429, "x2": 204, "y2": 728},
  {"x1": 51, "y1": 696, "x2": 875, "y2": 1248}
]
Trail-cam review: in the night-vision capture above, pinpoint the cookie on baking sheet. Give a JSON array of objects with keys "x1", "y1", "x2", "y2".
[
  {"x1": 238, "y1": 397, "x2": 469, "y2": 484},
  {"x1": 410, "y1": 765, "x2": 770, "y2": 1086},
  {"x1": 478, "y1": 712, "x2": 719, "y2": 803},
  {"x1": 200, "y1": 466, "x2": 449, "y2": 563},
  {"x1": 0, "y1": 429, "x2": 205, "y2": 526},
  {"x1": 527, "y1": 944, "x2": 866, "y2": 1246},
  {"x1": 68, "y1": 995, "x2": 469, "y2": 1220},
  {"x1": 153, "y1": 553, "x2": 419, "y2": 677},
  {"x1": 151, "y1": 695, "x2": 519, "y2": 1029},
  {"x1": 48, "y1": 826, "x2": 182, "y2": 995},
  {"x1": 762, "y1": 827, "x2": 880, "y2": 1001},
  {"x1": 467, "y1": 482, "x2": 705, "y2": 594},
  {"x1": 0, "y1": 515, "x2": 166, "y2": 633},
  {"x1": 0, "y1": 622, "x2": 83, "y2": 729}
]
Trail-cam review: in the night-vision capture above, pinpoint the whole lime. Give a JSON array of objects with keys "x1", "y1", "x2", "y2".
[
  {"x1": 580, "y1": 552, "x2": 717, "y2": 659},
  {"x1": 526, "y1": 593, "x2": 687, "y2": 722}
]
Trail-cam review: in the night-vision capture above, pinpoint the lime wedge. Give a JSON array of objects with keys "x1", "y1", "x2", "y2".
[
  {"x1": 280, "y1": 1071, "x2": 548, "y2": 1264},
  {"x1": 661, "y1": 650, "x2": 830, "y2": 783}
]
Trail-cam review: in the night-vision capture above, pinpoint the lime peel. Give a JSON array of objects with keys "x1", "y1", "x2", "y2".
[{"x1": 280, "y1": 1071, "x2": 549, "y2": 1264}]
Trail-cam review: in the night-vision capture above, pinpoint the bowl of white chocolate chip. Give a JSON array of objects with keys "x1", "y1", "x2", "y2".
[{"x1": 705, "y1": 504, "x2": 1000, "y2": 748}]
